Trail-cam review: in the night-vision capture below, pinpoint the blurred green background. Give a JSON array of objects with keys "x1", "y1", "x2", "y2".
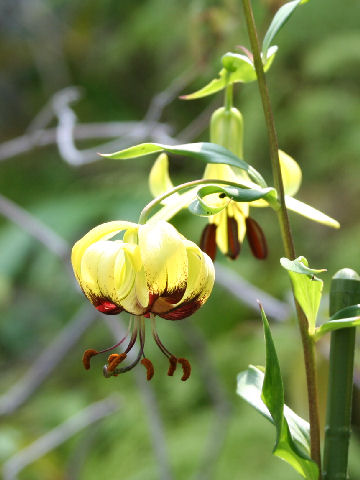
[{"x1": 1, "y1": 0, "x2": 360, "y2": 479}]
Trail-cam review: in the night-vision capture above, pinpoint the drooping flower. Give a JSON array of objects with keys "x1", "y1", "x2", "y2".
[
  {"x1": 148, "y1": 108, "x2": 339, "y2": 261},
  {"x1": 72, "y1": 220, "x2": 215, "y2": 380}
]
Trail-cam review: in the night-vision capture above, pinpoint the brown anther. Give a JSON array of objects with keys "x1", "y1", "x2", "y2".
[
  {"x1": 82, "y1": 349, "x2": 99, "y2": 370},
  {"x1": 227, "y1": 216, "x2": 241, "y2": 259},
  {"x1": 245, "y1": 217, "x2": 268, "y2": 260},
  {"x1": 178, "y1": 358, "x2": 191, "y2": 381},
  {"x1": 141, "y1": 358, "x2": 155, "y2": 381},
  {"x1": 107, "y1": 353, "x2": 127, "y2": 372},
  {"x1": 167, "y1": 355, "x2": 178, "y2": 376},
  {"x1": 199, "y1": 223, "x2": 217, "y2": 261}
]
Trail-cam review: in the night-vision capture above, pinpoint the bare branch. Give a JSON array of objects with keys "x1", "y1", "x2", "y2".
[
  {"x1": 0, "y1": 193, "x2": 69, "y2": 261},
  {"x1": 215, "y1": 263, "x2": 290, "y2": 322},
  {"x1": 0, "y1": 304, "x2": 97, "y2": 416},
  {"x1": 2, "y1": 394, "x2": 121, "y2": 480}
]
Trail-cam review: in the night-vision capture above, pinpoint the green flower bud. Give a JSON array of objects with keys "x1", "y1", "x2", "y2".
[{"x1": 210, "y1": 106, "x2": 244, "y2": 158}]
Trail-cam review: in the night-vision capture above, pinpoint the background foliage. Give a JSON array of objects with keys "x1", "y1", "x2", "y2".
[{"x1": 1, "y1": 0, "x2": 360, "y2": 479}]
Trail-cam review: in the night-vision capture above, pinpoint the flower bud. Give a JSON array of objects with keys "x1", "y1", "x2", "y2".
[{"x1": 210, "y1": 106, "x2": 244, "y2": 158}]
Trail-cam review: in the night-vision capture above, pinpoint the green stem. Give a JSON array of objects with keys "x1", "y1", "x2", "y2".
[
  {"x1": 323, "y1": 269, "x2": 360, "y2": 480},
  {"x1": 225, "y1": 81, "x2": 233, "y2": 112},
  {"x1": 241, "y1": 0, "x2": 322, "y2": 474},
  {"x1": 139, "y1": 178, "x2": 256, "y2": 224}
]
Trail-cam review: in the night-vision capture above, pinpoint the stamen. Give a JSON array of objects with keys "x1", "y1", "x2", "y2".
[
  {"x1": 199, "y1": 223, "x2": 217, "y2": 261},
  {"x1": 141, "y1": 358, "x2": 155, "y2": 380},
  {"x1": 167, "y1": 355, "x2": 178, "y2": 376},
  {"x1": 82, "y1": 349, "x2": 98, "y2": 370},
  {"x1": 245, "y1": 217, "x2": 268, "y2": 260},
  {"x1": 104, "y1": 317, "x2": 143, "y2": 377},
  {"x1": 227, "y1": 216, "x2": 241, "y2": 259},
  {"x1": 178, "y1": 358, "x2": 191, "y2": 381},
  {"x1": 107, "y1": 353, "x2": 127, "y2": 372}
]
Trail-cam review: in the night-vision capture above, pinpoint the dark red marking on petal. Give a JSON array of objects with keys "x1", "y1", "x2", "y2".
[
  {"x1": 82, "y1": 349, "x2": 99, "y2": 370},
  {"x1": 167, "y1": 356, "x2": 178, "y2": 376},
  {"x1": 227, "y1": 216, "x2": 241, "y2": 259},
  {"x1": 199, "y1": 223, "x2": 217, "y2": 261},
  {"x1": 246, "y1": 217, "x2": 268, "y2": 260},
  {"x1": 178, "y1": 358, "x2": 191, "y2": 381},
  {"x1": 107, "y1": 353, "x2": 127, "y2": 372},
  {"x1": 162, "y1": 287, "x2": 187, "y2": 304},
  {"x1": 95, "y1": 301, "x2": 122, "y2": 315},
  {"x1": 141, "y1": 358, "x2": 155, "y2": 381},
  {"x1": 159, "y1": 298, "x2": 202, "y2": 321},
  {"x1": 89, "y1": 294, "x2": 123, "y2": 315}
]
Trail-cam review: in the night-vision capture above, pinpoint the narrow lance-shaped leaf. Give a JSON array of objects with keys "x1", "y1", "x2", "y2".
[
  {"x1": 280, "y1": 256, "x2": 325, "y2": 336},
  {"x1": 314, "y1": 304, "x2": 360, "y2": 340},
  {"x1": 181, "y1": 46, "x2": 278, "y2": 100},
  {"x1": 237, "y1": 305, "x2": 318, "y2": 479},
  {"x1": 262, "y1": 0, "x2": 310, "y2": 57},
  {"x1": 102, "y1": 142, "x2": 266, "y2": 187}
]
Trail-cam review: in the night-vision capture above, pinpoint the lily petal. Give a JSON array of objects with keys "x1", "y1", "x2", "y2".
[
  {"x1": 138, "y1": 221, "x2": 188, "y2": 299},
  {"x1": 72, "y1": 221, "x2": 138, "y2": 283},
  {"x1": 159, "y1": 241, "x2": 215, "y2": 320},
  {"x1": 279, "y1": 150, "x2": 302, "y2": 197},
  {"x1": 149, "y1": 153, "x2": 179, "y2": 205},
  {"x1": 285, "y1": 195, "x2": 340, "y2": 228}
]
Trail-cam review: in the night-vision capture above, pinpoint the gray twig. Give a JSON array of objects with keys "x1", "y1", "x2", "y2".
[
  {"x1": 215, "y1": 263, "x2": 290, "y2": 322},
  {"x1": 0, "y1": 193, "x2": 69, "y2": 261},
  {"x1": 0, "y1": 304, "x2": 97, "y2": 416},
  {"x1": 2, "y1": 394, "x2": 121, "y2": 480}
]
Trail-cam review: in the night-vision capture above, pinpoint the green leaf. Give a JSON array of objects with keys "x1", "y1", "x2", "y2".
[
  {"x1": 102, "y1": 141, "x2": 266, "y2": 187},
  {"x1": 280, "y1": 256, "x2": 325, "y2": 335},
  {"x1": 262, "y1": 0, "x2": 309, "y2": 57},
  {"x1": 285, "y1": 196, "x2": 340, "y2": 229},
  {"x1": 188, "y1": 184, "x2": 278, "y2": 217},
  {"x1": 180, "y1": 46, "x2": 277, "y2": 100},
  {"x1": 314, "y1": 304, "x2": 360, "y2": 340},
  {"x1": 237, "y1": 306, "x2": 318, "y2": 479}
]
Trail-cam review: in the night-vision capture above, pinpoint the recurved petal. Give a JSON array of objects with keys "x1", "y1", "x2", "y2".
[
  {"x1": 149, "y1": 153, "x2": 178, "y2": 204},
  {"x1": 78, "y1": 241, "x2": 118, "y2": 308},
  {"x1": 279, "y1": 149, "x2": 302, "y2": 197},
  {"x1": 159, "y1": 242, "x2": 215, "y2": 320},
  {"x1": 138, "y1": 221, "x2": 188, "y2": 299},
  {"x1": 71, "y1": 221, "x2": 138, "y2": 282}
]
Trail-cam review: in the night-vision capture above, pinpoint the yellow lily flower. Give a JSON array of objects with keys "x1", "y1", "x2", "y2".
[
  {"x1": 71, "y1": 220, "x2": 215, "y2": 381},
  {"x1": 148, "y1": 107, "x2": 339, "y2": 261}
]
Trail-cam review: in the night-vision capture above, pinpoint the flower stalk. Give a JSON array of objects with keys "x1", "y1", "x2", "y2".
[
  {"x1": 241, "y1": 0, "x2": 322, "y2": 473},
  {"x1": 139, "y1": 177, "x2": 266, "y2": 225}
]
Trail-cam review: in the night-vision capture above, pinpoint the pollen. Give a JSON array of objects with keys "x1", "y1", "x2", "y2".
[
  {"x1": 82, "y1": 349, "x2": 99, "y2": 370},
  {"x1": 178, "y1": 358, "x2": 191, "y2": 381},
  {"x1": 141, "y1": 358, "x2": 155, "y2": 381},
  {"x1": 107, "y1": 353, "x2": 127, "y2": 372}
]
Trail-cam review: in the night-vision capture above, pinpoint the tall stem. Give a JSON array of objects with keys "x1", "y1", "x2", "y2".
[{"x1": 241, "y1": 0, "x2": 321, "y2": 474}]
